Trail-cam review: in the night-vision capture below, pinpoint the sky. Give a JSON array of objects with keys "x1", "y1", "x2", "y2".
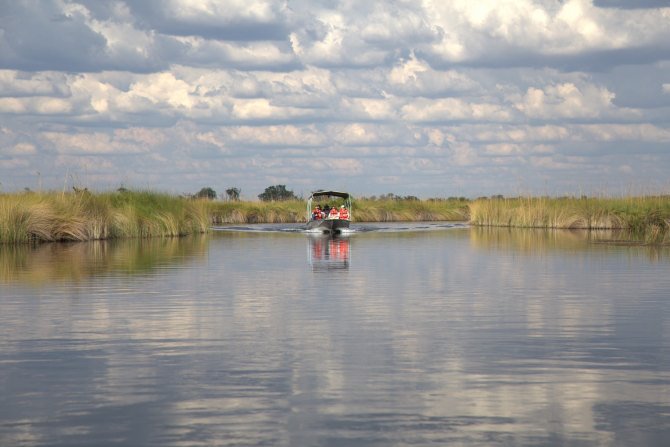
[{"x1": 1, "y1": 0, "x2": 670, "y2": 199}]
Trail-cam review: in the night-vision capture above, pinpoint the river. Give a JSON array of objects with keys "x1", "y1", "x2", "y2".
[{"x1": 1, "y1": 223, "x2": 669, "y2": 446}]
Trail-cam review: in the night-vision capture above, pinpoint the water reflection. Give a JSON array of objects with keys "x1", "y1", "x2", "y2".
[
  {"x1": 470, "y1": 226, "x2": 670, "y2": 261},
  {"x1": 1, "y1": 227, "x2": 669, "y2": 446},
  {"x1": 0, "y1": 237, "x2": 207, "y2": 285},
  {"x1": 307, "y1": 235, "x2": 351, "y2": 270}
]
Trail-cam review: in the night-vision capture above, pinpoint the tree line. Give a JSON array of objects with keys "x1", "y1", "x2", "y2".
[
  {"x1": 193, "y1": 185, "x2": 297, "y2": 202},
  {"x1": 194, "y1": 185, "x2": 475, "y2": 202}
]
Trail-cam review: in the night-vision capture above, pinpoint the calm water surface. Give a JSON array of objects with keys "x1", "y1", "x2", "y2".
[{"x1": 1, "y1": 224, "x2": 669, "y2": 446}]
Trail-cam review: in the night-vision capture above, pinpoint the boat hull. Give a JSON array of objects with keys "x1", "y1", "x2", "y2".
[{"x1": 305, "y1": 219, "x2": 350, "y2": 233}]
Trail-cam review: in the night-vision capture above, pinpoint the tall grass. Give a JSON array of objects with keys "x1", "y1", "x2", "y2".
[
  {"x1": 206, "y1": 197, "x2": 469, "y2": 224},
  {"x1": 0, "y1": 190, "x2": 209, "y2": 244},
  {"x1": 208, "y1": 199, "x2": 308, "y2": 224},
  {"x1": 4, "y1": 190, "x2": 669, "y2": 244},
  {"x1": 353, "y1": 197, "x2": 469, "y2": 222},
  {"x1": 469, "y1": 196, "x2": 670, "y2": 244}
]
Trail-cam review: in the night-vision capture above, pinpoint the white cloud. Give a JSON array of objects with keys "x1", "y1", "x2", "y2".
[
  {"x1": 387, "y1": 53, "x2": 478, "y2": 97},
  {"x1": 231, "y1": 98, "x2": 310, "y2": 121},
  {"x1": 176, "y1": 36, "x2": 298, "y2": 69},
  {"x1": 1, "y1": 1, "x2": 670, "y2": 196},
  {"x1": 401, "y1": 98, "x2": 512, "y2": 122},
  {"x1": 6, "y1": 142, "x2": 37, "y2": 155},
  {"x1": 341, "y1": 98, "x2": 397, "y2": 120},
  {"x1": 577, "y1": 124, "x2": 670, "y2": 142},
  {"x1": 0, "y1": 97, "x2": 73, "y2": 115},
  {"x1": 449, "y1": 143, "x2": 481, "y2": 167},
  {"x1": 313, "y1": 158, "x2": 363, "y2": 175},
  {"x1": 227, "y1": 125, "x2": 325, "y2": 147},
  {"x1": 288, "y1": 10, "x2": 389, "y2": 67},
  {"x1": 332, "y1": 124, "x2": 382, "y2": 146},
  {"x1": 41, "y1": 131, "x2": 157, "y2": 155},
  {"x1": 114, "y1": 127, "x2": 168, "y2": 146},
  {"x1": 130, "y1": 73, "x2": 195, "y2": 109},
  {"x1": 69, "y1": 74, "x2": 117, "y2": 114},
  {"x1": 423, "y1": 0, "x2": 670, "y2": 65},
  {"x1": 0, "y1": 70, "x2": 69, "y2": 97},
  {"x1": 516, "y1": 82, "x2": 617, "y2": 119},
  {"x1": 165, "y1": 0, "x2": 282, "y2": 24}
]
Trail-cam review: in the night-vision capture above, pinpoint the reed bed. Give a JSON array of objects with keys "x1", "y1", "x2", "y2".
[
  {"x1": 208, "y1": 200, "x2": 306, "y2": 224},
  {"x1": 4, "y1": 190, "x2": 669, "y2": 245},
  {"x1": 352, "y1": 198, "x2": 469, "y2": 222},
  {"x1": 0, "y1": 190, "x2": 209, "y2": 244},
  {"x1": 207, "y1": 198, "x2": 469, "y2": 224},
  {"x1": 469, "y1": 196, "x2": 670, "y2": 244}
]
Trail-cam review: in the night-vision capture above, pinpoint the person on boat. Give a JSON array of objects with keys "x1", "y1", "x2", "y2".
[
  {"x1": 323, "y1": 204, "x2": 331, "y2": 215},
  {"x1": 339, "y1": 205, "x2": 349, "y2": 220},
  {"x1": 328, "y1": 206, "x2": 339, "y2": 219},
  {"x1": 312, "y1": 205, "x2": 323, "y2": 220}
]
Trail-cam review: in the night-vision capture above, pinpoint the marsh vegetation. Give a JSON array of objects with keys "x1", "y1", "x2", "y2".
[
  {"x1": 468, "y1": 196, "x2": 670, "y2": 244},
  {"x1": 0, "y1": 190, "x2": 209, "y2": 244},
  {"x1": 2, "y1": 190, "x2": 669, "y2": 244},
  {"x1": 207, "y1": 196, "x2": 469, "y2": 224}
]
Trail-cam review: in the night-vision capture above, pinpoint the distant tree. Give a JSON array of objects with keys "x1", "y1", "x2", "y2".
[
  {"x1": 196, "y1": 187, "x2": 217, "y2": 200},
  {"x1": 379, "y1": 193, "x2": 400, "y2": 201},
  {"x1": 403, "y1": 195, "x2": 419, "y2": 201},
  {"x1": 258, "y1": 184, "x2": 297, "y2": 202},
  {"x1": 225, "y1": 187, "x2": 241, "y2": 201}
]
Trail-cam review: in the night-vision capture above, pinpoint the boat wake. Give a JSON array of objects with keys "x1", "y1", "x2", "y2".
[{"x1": 212, "y1": 222, "x2": 468, "y2": 234}]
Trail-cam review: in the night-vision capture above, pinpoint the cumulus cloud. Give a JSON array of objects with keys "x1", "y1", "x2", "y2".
[
  {"x1": 422, "y1": 0, "x2": 670, "y2": 69},
  {"x1": 120, "y1": 0, "x2": 293, "y2": 41},
  {"x1": 401, "y1": 98, "x2": 512, "y2": 123},
  {"x1": 1, "y1": 0, "x2": 670, "y2": 196},
  {"x1": 516, "y1": 82, "x2": 617, "y2": 119},
  {"x1": 41, "y1": 130, "x2": 158, "y2": 155},
  {"x1": 0, "y1": 1, "x2": 172, "y2": 73},
  {"x1": 0, "y1": 97, "x2": 73, "y2": 115},
  {"x1": 227, "y1": 125, "x2": 325, "y2": 147},
  {"x1": 0, "y1": 70, "x2": 70, "y2": 97},
  {"x1": 174, "y1": 38, "x2": 299, "y2": 70},
  {"x1": 387, "y1": 53, "x2": 478, "y2": 97}
]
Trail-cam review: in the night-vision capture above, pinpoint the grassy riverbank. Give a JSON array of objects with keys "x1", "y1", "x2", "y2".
[
  {"x1": 209, "y1": 194, "x2": 670, "y2": 243},
  {"x1": 353, "y1": 198, "x2": 469, "y2": 221},
  {"x1": 207, "y1": 197, "x2": 469, "y2": 224},
  {"x1": 0, "y1": 190, "x2": 209, "y2": 244},
  {"x1": 469, "y1": 196, "x2": 670, "y2": 243},
  {"x1": 208, "y1": 199, "x2": 305, "y2": 224},
  {"x1": 2, "y1": 191, "x2": 669, "y2": 244}
]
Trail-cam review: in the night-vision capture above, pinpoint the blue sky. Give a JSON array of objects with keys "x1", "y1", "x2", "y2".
[{"x1": 1, "y1": 0, "x2": 670, "y2": 199}]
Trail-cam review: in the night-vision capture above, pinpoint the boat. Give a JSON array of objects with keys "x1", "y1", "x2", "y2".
[{"x1": 306, "y1": 190, "x2": 352, "y2": 233}]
